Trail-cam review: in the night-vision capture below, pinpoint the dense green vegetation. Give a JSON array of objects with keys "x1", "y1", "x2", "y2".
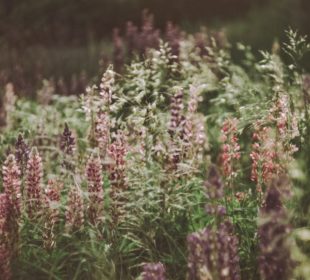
[{"x1": 1, "y1": 25, "x2": 310, "y2": 279}]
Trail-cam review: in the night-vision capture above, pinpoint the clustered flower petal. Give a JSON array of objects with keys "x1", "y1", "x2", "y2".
[
  {"x1": 165, "y1": 21, "x2": 181, "y2": 59},
  {"x1": 258, "y1": 175, "x2": 293, "y2": 280},
  {"x1": 187, "y1": 221, "x2": 240, "y2": 280},
  {"x1": 250, "y1": 124, "x2": 278, "y2": 188},
  {"x1": 2, "y1": 154, "x2": 21, "y2": 218},
  {"x1": 2, "y1": 154, "x2": 21, "y2": 258},
  {"x1": 251, "y1": 93, "x2": 299, "y2": 192},
  {"x1": 268, "y1": 94, "x2": 299, "y2": 142},
  {"x1": 168, "y1": 89, "x2": 186, "y2": 169},
  {"x1": 86, "y1": 154, "x2": 104, "y2": 225},
  {"x1": 60, "y1": 123, "x2": 76, "y2": 156},
  {"x1": 15, "y1": 133, "x2": 30, "y2": 176},
  {"x1": 95, "y1": 111, "x2": 110, "y2": 156},
  {"x1": 107, "y1": 131, "x2": 128, "y2": 224},
  {"x1": 220, "y1": 118, "x2": 240, "y2": 179},
  {"x1": 65, "y1": 185, "x2": 84, "y2": 232},
  {"x1": 182, "y1": 87, "x2": 206, "y2": 162},
  {"x1": 142, "y1": 262, "x2": 166, "y2": 280},
  {"x1": 250, "y1": 112, "x2": 297, "y2": 196},
  {"x1": 204, "y1": 165, "x2": 226, "y2": 216},
  {"x1": 169, "y1": 89, "x2": 184, "y2": 138},
  {"x1": 0, "y1": 194, "x2": 11, "y2": 280},
  {"x1": 25, "y1": 147, "x2": 44, "y2": 219},
  {"x1": 107, "y1": 131, "x2": 128, "y2": 191},
  {"x1": 99, "y1": 66, "x2": 115, "y2": 106},
  {"x1": 43, "y1": 180, "x2": 62, "y2": 250}
]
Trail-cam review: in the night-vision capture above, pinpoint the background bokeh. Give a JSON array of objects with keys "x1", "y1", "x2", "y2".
[{"x1": 0, "y1": 0, "x2": 309, "y2": 96}]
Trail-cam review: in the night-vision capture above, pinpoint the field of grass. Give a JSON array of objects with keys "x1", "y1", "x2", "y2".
[{"x1": 0, "y1": 26, "x2": 310, "y2": 280}]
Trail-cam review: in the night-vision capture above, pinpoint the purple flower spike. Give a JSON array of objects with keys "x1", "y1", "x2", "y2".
[{"x1": 142, "y1": 262, "x2": 166, "y2": 280}]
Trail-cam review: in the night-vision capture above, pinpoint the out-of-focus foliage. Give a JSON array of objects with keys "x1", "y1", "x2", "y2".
[
  {"x1": 0, "y1": 0, "x2": 262, "y2": 45},
  {"x1": 1, "y1": 0, "x2": 310, "y2": 98}
]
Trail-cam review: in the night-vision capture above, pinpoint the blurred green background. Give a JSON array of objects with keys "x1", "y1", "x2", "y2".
[{"x1": 0, "y1": 0, "x2": 309, "y2": 96}]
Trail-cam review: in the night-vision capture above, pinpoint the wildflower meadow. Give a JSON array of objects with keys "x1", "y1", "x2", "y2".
[{"x1": 1, "y1": 12, "x2": 310, "y2": 280}]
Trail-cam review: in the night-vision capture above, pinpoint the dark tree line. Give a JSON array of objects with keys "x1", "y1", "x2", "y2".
[
  {"x1": 0, "y1": 0, "x2": 309, "y2": 52},
  {"x1": 0, "y1": 0, "x2": 270, "y2": 46}
]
